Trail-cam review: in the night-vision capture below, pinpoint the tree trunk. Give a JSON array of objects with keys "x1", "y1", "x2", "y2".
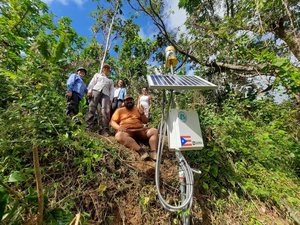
[{"x1": 100, "y1": 2, "x2": 119, "y2": 72}]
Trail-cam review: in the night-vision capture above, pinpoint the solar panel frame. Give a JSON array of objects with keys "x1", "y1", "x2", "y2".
[{"x1": 147, "y1": 75, "x2": 217, "y2": 90}]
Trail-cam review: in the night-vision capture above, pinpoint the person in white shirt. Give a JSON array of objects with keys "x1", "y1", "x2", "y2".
[
  {"x1": 137, "y1": 87, "x2": 152, "y2": 127},
  {"x1": 111, "y1": 79, "x2": 127, "y2": 118},
  {"x1": 85, "y1": 63, "x2": 114, "y2": 136}
]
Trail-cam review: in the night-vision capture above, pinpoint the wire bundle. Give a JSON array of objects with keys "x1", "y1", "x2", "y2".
[{"x1": 155, "y1": 90, "x2": 199, "y2": 225}]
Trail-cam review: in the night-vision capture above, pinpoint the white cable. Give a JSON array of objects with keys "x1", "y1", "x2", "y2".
[{"x1": 155, "y1": 90, "x2": 195, "y2": 215}]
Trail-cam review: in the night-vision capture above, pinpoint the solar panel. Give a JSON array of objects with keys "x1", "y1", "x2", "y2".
[{"x1": 147, "y1": 75, "x2": 217, "y2": 90}]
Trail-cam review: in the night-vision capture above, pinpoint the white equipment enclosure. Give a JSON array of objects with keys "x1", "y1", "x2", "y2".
[
  {"x1": 148, "y1": 46, "x2": 217, "y2": 225},
  {"x1": 167, "y1": 109, "x2": 204, "y2": 151}
]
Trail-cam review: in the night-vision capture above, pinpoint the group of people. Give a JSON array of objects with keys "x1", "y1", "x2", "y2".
[{"x1": 65, "y1": 64, "x2": 157, "y2": 161}]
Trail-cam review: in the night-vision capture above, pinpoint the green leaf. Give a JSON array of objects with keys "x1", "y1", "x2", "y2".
[
  {"x1": 37, "y1": 40, "x2": 51, "y2": 60},
  {"x1": 8, "y1": 172, "x2": 25, "y2": 182},
  {"x1": 226, "y1": 148, "x2": 235, "y2": 153},
  {"x1": 272, "y1": 58, "x2": 287, "y2": 67},
  {"x1": 2, "y1": 70, "x2": 18, "y2": 79},
  {"x1": 53, "y1": 32, "x2": 66, "y2": 62},
  {"x1": 211, "y1": 167, "x2": 218, "y2": 178},
  {"x1": 213, "y1": 145, "x2": 220, "y2": 151},
  {"x1": 28, "y1": 187, "x2": 34, "y2": 195},
  {"x1": 98, "y1": 185, "x2": 107, "y2": 196},
  {"x1": 207, "y1": 151, "x2": 215, "y2": 157},
  {"x1": 0, "y1": 191, "x2": 8, "y2": 221},
  {"x1": 51, "y1": 208, "x2": 63, "y2": 221},
  {"x1": 2, "y1": 200, "x2": 19, "y2": 221},
  {"x1": 202, "y1": 182, "x2": 209, "y2": 189},
  {"x1": 48, "y1": 208, "x2": 63, "y2": 225}
]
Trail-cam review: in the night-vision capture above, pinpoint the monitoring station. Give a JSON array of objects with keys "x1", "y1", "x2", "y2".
[{"x1": 147, "y1": 46, "x2": 217, "y2": 225}]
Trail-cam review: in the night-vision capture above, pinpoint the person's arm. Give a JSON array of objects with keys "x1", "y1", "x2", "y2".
[
  {"x1": 124, "y1": 88, "x2": 127, "y2": 99},
  {"x1": 137, "y1": 95, "x2": 141, "y2": 108},
  {"x1": 87, "y1": 73, "x2": 98, "y2": 96},
  {"x1": 109, "y1": 80, "x2": 114, "y2": 101},
  {"x1": 66, "y1": 74, "x2": 76, "y2": 98},
  {"x1": 138, "y1": 105, "x2": 148, "y2": 124},
  {"x1": 110, "y1": 111, "x2": 127, "y2": 131},
  {"x1": 110, "y1": 120, "x2": 127, "y2": 132},
  {"x1": 148, "y1": 95, "x2": 152, "y2": 109},
  {"x1": 110, "y1": 120, "x2": 119, "y2": 130}
]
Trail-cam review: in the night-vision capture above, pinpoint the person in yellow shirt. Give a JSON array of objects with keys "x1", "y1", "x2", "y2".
[{"x1": 110, "y1": 94, "x2": 158, "y2": 161}]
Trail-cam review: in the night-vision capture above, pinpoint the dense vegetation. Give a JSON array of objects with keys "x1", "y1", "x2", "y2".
[{"x1": 0, "y1": 0, "x2": 299, "y2": 224}]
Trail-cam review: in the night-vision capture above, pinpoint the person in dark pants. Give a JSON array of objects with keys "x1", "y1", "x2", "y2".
[
  {"x1": 66, "y1": 67, "x2": 88, "y2": 123},
  {"x1": 111, "y1": 79, "x2": 127, "y2": 118},
  {"x1": 85, "y1": 63, "x2": 114, "y2": 136}
]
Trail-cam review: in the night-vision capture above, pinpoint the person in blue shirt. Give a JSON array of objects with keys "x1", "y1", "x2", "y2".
[
  {"x1": 110, "y1": 79, "x2": 127, "y2": 119},
  {"x1": 66, "y1": 67, "x2": 88, "y2": 118}
]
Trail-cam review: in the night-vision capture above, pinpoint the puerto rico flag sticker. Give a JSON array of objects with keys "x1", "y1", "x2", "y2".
[{"x1": 180, "y1": 136, "x2": 192, "y2": 146}]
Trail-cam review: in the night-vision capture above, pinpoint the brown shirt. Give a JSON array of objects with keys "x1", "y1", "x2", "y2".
[{"x1": 111, "y1": 106, "x2": 145, "y2": 129}]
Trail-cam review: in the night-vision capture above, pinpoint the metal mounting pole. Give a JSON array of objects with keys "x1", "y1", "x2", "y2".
[
  {"x1": 170, "y1": 62, "x2": 174, "y2": 75},
  {"x1": 155, "y1": 46, "x2": 202, "y2": 225},
  {"x1": 177, "y1": 152, "x2": 188, "y2": 225},
  {"x1": 170, "y1": 61, "x2": 189, "y2": 225}
]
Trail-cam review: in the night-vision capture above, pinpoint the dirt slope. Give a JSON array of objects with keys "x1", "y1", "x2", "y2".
[{"x1": 39, "y1": 133, "x2": 294, "y2": 225}]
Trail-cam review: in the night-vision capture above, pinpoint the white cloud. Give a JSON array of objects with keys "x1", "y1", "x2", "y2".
[
  {"x1": 187, "y1": 69, "x2": 194, "y2": 75},
  {"x1": 42, "y1": 0, "x2": 87, "y2": 6},
  {"x1": 138, "y1": 28, "x2": 147, "y2": 40},
  {"x1": 73, "y1": 0, "x2": 87, "y2": 6},
  {"x1": 137, "y1": 21, "x2": 158, "y2": 41},
  {"x1": 164, "y1": 0, "x2": 187, "y2": 35},
  {"x1": 42, "y1": 0, "x2": 54, "y2": 4},
  {"x1": 57, "y1": 0, "x2": 68, "y2": 5}
]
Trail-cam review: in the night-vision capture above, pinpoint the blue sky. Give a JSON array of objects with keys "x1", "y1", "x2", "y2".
[
  {"x1": 42, "y1": 0, "x2": 188, "y2": 54},
  {"x1": 41, "y1": 0, "x2": 195, "y2": 75},
  {"x1": 42, "y1": 0, "x2": 198, "y2": 77}
]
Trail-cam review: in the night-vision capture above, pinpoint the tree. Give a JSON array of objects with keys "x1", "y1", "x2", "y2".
[
  {"x1": 127, "y1": 0, "x2": 300, "y2": 104},
  {"x1": 90, "y1": 0, "x2": 123, "y2": 72},
  {"x1": 0, "y1": 0, "x2": 53, "y2": 71},
  {"x1": 0, "y1": 1, "x2": 89, "y2": 224},
  {"x1": 114, "y1": 34, "x2": 159, "y2": 93}
]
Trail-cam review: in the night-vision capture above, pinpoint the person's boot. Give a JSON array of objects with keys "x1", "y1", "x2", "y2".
[
  {"x1": 66, "y1": 111, "x2": 75, "y2": 120},
  {"x1": 138, "y1": 148, "x2": 150, "y2": 160},
  {"x1": 102, "y1": 129, "x2": 110, "y2": 137},
  {"x1": 85, "y1": 127, "x2": 92, "y2": 133},
  {"x1": 149, "y1": 150, "x2": 157, "y2": 161},
  {"x1": 73, "y1": 117, "x2": 82, "y2": 125}
]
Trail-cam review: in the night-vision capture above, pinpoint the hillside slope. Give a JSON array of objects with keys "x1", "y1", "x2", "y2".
[{"x1": 0, "y1": 91, "x2": 299, "y2": 224}]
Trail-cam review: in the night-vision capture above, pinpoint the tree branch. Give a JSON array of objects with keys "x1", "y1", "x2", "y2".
[
  {"x1": 206, "y1": 61, "x2": 262, "y2": 72},
  {"x1": 174, "y1": 54, "x2": 189, "y2": 72},
  {"x1": 0, "y1": 182, "x2": 23, "y2": 203},
  {"x1": 12, "y1": 9, "x2": 30, "y2": 32},
  {"x1": 133, "y1": 0, "x2": 201, "y2": 64},
  {"x1": 33, "y1": 143, "x2": 44, "y2": 225}
]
